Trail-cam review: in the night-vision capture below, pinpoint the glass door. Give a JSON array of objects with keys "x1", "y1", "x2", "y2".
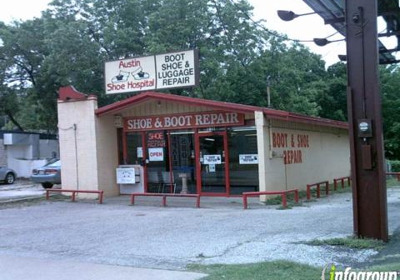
[
  {"x1": 197, "y1": 132, "x2": 229, "y2": 195},
  {"x1": 170, "y1": 131, "x2": 196, "y2": 193},
  {"x1": 145, "y1": 130, "x2": 196, "y2": 194}
]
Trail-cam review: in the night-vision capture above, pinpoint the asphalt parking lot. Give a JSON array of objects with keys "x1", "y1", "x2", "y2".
[{"x1": 0, "y1": 182, "x2": 400, "y2": 279}]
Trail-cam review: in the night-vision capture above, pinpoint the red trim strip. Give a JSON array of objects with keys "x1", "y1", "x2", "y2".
[{"x1": 90, "y1": 90, "x2": 348, "y2": 130}]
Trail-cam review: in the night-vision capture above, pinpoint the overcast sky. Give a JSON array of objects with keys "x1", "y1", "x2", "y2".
[{"x1": 0, "y1": 0, "x2": 348, "y2": 66}]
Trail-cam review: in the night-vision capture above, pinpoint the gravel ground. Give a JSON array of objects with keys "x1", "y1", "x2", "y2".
[{"x1": 0, "y1": 184, "x2": 399, "y2": 271}]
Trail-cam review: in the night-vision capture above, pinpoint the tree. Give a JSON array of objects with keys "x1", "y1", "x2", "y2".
[
  {"x1": 251, "y1": 39, "x2": 327, "y2": 115},
  {"x1": 316, "y1": 62, "x2": 348, "y2": 121},
  {"x1": 380, "y1": 65, "x2": 400, "y2": 159},
  {"x1": 0, "y1": 0, "x2": 332, "y2": 132},
  {"x1": 0, "y1": 19, "x2": 49, "y2": 130}
]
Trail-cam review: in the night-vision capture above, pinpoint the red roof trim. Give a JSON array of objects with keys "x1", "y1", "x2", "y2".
[
  {"x1": 95, "y1": 91, "x2": 261, "y2": 116},
  {"x1": 95, "y1": 91, "x2": 348, "y2": 129},
  {"x1": 59, "y1": 86, "x2": 88, "y2": 101}
]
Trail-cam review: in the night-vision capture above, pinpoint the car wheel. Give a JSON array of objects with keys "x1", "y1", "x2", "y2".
[
  {"x1": 41, "y1": 182, "x2": 54, "y2": 189},
  {"x1": 5, "y1": 173, "x2": 15, "y2": 184}
]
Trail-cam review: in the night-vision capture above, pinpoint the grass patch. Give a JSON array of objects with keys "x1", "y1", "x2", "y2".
[
  {"x1": 307, "y1": 236, "x2": 386, "y2": 250},
  {"x1": 188, "y1": 260, "x2": 400, "y2": 280},
  {"x1": 368, "y1": 262, "x2": 400, "y2": 271},
  {"x1": 264, "y1": 196, "x2": 283, "y2": 206},
  {"x1": 188, "y1": 260, "x2": 323, "y2": 280},
  {"x1": 263, "y1": 194, "x2": 304, "y2": 210},
  {"x1": 387, "y1": 177, "x2": 400, "y2": 188}
]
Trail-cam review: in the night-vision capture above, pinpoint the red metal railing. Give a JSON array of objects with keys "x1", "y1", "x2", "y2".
[
  {"x1": 242, "y1": 189, "x2": 299, "y2": 209},
  {"x1": 333, "y1": 176, "x2": 351, "y2": 190},
  {"x1": 306, "y1": 181, "x2": 329, "y2": 200},
  {"x1": 130, "y1": 193, "x2": 201, "y2": 208},
  {"x1": 386, "y1": 172, "x2": 400, "y2": 181},
  {"x1": 45, "y1": 189, "x2": 104, "y2": 204}
]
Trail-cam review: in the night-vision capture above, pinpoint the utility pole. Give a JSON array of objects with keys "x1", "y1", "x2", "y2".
[
  {"x1": 266, "y1": 75, "x2": 271, "y2": 108},
  {"x1": 345, "y1": 0, "x2": 388, "y2": 241}
]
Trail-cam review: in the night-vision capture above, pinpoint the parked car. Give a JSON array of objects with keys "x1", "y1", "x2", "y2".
[
  {"x1": 30, "y1": 159, "x2": 61, "y2": 189},
  {"x1": 0, "y1": 166, "x2": 17, "y2": 184}
]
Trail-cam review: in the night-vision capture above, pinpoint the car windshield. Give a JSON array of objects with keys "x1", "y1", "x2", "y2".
[{"x1": 46, "y1": 160, "x2": 61, "y2": 168}]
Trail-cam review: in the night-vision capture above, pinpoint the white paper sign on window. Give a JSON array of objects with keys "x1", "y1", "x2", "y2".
[
  {"x1": 209, "y1": 164, "x2": 216, "y2": 173},
  {"x1": 239, "y1": 154, "x2": 258, "y2": 164},
  {"x1": 116, "y1": 168, "x2": 136, "y2": 184},
  {"x1": 137, "y1": 147, "x2": 143, "y2": 158},
  {"x1": 203, "y1": 154, "x2": 222, "y2": 164},
  {"x1": 148, "y1": 148, "x2": 164, "y2": 161}
]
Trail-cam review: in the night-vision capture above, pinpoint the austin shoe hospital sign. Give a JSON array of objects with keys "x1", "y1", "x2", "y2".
[{"x1": 105, "y1": 49, "x2": 199, "y2": 94}]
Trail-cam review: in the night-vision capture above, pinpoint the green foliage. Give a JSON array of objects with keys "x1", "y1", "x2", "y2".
[
  {"x1": 256, "y1": 42, "x2": 328, "y2": 115},
  {"x1": 316, "y1": 62, "x2": 347, "y2": 121},
  {"x1": 381, "y1": 65, "x2": 400, "y2": 159},
  {"x1": 386, "y1": 177, "x2": 400, "y2": 188},
  {"x1": 389, "y1": 160, "x2": 400, "y2": 172},
  {"x1": 188, "y1": 260, "x2": 322, "y2": 280},
  {"x1": 0, "y1": 0, "x2": 390, "y2": 138},
  {"x1": 1, "y1": 0, "x2": 279, "y2": 131}
]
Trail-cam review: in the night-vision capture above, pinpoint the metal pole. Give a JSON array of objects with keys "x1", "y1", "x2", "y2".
[{"x1": 345, "y1": 0, "x2": 388, "y2": 241}]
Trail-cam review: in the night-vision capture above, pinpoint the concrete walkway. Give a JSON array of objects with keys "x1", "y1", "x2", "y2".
[{"x1": 0, "y1": 255, "x2": 206, "y2": 280}]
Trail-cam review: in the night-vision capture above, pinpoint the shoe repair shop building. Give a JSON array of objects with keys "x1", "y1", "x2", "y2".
[{"x1": 57, "y1": 86, "x2": 350, "y2": 198}]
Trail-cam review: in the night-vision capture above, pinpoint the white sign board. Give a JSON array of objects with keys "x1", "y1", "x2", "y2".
[
  {"x1": 148, "y1": 147, "x2": 164, "y2": 161},
  {"x1": 105, "y1": 55, "x2": 156, "y2": 94},
  {"x1": 239, "y1": 154, "x2": 259, "y2": 164},
  {"x1": 203, "y1": 154, "x2": 222, "y2": 165},
  {"x1": 155, "y1": 51, "x2": 197, "y2": 89},
  {"x1": 105, "y1": 49, "x2": 199, "y2": 94},
  {"x1": 116, "y1": 168, "x2": 137, "y2": 184}
]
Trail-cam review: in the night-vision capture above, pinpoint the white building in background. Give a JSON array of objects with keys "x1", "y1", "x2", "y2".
[{"x1": 0, "y1": 131, "x2": 59, "y2": 178}]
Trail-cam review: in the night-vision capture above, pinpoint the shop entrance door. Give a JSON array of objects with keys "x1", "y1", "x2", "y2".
[{"x1": 197, "y1": 132, "x2": 230, "y2": 195}]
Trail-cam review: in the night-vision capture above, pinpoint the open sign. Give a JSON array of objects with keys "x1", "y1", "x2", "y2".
[{"x1": 149, "y1": 148, "x2": 164, "y2": 161}]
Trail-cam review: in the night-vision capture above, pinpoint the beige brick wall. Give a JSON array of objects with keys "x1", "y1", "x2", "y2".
[
  {"x1": 256, "y1": 111, "x2": 350, "y2": 196},
  {"x1": 58, "y1": 97, "x2": 100, "y2": 199},
  {"x1": 58, "y1": 97, "x2": 120, "y2": 198},
  {"x1": 95, "y1": 115, "x2": 119, "y2": 197}
]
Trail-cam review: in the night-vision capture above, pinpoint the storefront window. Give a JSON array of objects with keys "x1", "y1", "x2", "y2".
[
  {"x1": 126, "y1": 132, "x2": 143, "y2": 164},
  {"x1": 125, "y1": 126, "x2": 258, "y2": 196},
  {"x1": 117, "y1": 128, "x2": 124, "y2": 164},
  {"x1": 228, "y1": 127, "x2": 259, "y2": 194}
]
